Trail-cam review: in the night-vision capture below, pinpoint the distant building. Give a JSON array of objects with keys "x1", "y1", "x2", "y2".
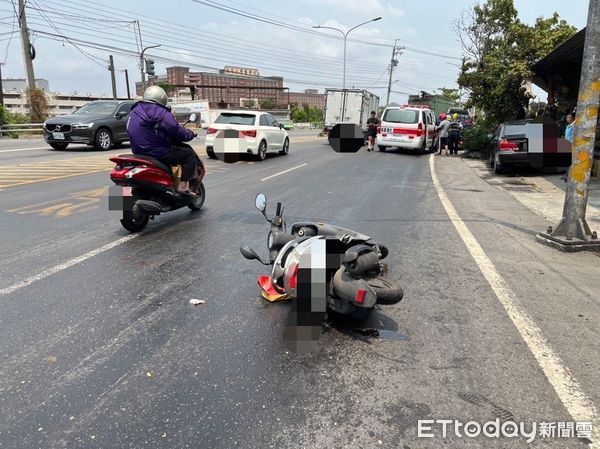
[
  {"x1": 2, "y1": 91, "x2": 129, "y2": 117},
  {"x1": 289, "y1": 89, "x2": 325, "y2": 110},
  {"x1": 2, "y1": 78, "x2": 50, "y2": 92},
  {"x1": 137, "y1": 66, "x2": 288, "y2": 109}
]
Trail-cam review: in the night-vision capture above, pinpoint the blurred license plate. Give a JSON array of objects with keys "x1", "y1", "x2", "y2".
[
  {"x1": 52, "y1": 132, "x2": 65, "y2": 140},
  {"x1": 122, "y1": 187, "x2": 132, "y2": 196}
]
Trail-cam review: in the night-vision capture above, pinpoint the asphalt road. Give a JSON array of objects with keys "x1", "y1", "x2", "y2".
[{"x1": 0, "y1": 137, "x2": 598, "y2": 449}]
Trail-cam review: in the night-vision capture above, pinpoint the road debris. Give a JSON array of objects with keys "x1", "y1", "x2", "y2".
[{"x1": 189, "y1": 299, "x2": 206, "y2": 306}]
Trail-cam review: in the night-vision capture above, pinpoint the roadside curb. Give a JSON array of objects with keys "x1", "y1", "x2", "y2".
[{"x1": 462, "y1": 158, "x2": 600, "y2": 228}]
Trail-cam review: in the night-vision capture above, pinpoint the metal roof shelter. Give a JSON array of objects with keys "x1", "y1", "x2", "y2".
[{"x1": 532, "y1": 28, "x2": 586, "y2": 110}]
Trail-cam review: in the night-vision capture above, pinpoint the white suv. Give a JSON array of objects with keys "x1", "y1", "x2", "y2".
[
  {"x1": 205, "y1": 111, "x2": 290, "y2": 161},
  {"x1": 376, "y1": 106, "x2": 436, "y2": 153}
]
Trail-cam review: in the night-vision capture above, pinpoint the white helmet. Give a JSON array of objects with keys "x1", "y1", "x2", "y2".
[{"x1": 143, "y1": 85, "x2": 168, "y2": 106}]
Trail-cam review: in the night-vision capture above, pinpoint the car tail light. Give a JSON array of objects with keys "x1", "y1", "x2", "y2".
[
  {"x1": 499, "y1": 139, "x2": 519, "y2": 151},
  {"x1": 240, "y1": 130, "x2": 257, "y2": 138},
  {"x1": 417, "y1": 123, "x2": 423, "y2": 137},
  {"x1": 356, "y1": 289, "x2": 366, "y2": 304},
  {"x1": 207, "y1": 127, "x2": 217, "y2": 134},
  {"x1": 288, "y1": 262, "x2": 299, "y2": 289}
]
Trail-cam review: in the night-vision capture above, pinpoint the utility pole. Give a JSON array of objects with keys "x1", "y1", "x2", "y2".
[
  {"x1": 134, "y1": 20, "x2": 146, "y2": 92},
  {"x1": 18, "y1": 0, "x2": 36, "y2": 91},
  {"x1": 0, "y1": 63, "x2": 4, "y2": 107},
  {"x1": 124, "y1": 69, "x2": 131, "y2": 99},
  {"x1": 108, "y1": 55, "x2": 117, "y2": 99},
  {"x1": 386, "y1": 41, "x2": 404, "y2": 106},
  {"x1": 538, "y1": 0, "x2": 600, "y2": 251}
]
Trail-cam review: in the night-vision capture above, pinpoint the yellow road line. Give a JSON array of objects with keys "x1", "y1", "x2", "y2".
[{"x1": 0, "y1": 169, "x2": 109, "y2": 188}]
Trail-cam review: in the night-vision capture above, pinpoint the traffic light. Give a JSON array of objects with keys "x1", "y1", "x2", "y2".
[{"x1": 145, "y1": 58, "x2": 155, "y2": 76}]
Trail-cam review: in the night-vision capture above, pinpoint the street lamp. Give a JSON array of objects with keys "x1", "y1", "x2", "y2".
[
  {"x1": 313, "y1": 17, "x2": 381, "y2": 90},
  {"x1": 140, "y1": 44, "x2": 161, "y2": 91}
]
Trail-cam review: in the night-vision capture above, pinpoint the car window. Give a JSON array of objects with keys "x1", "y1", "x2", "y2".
[
  {"x1": 116, "y1": 103, "x2": 132, "y2": 115},
  {"x1": 215, "y1": 113, "x2": 257, "y2": 126},
  {"x1": 264, "y1": 115, "x2": 275, "y2": 127},
  {"x1": 259, "y1": 115, "x2": 269, "y2": 126},
  {"x1": 74, "y1": 102, "x2": 119, "y2": 115},
  {"x1": 382, "y1": 109, "x2": 418, "y2": 124}
]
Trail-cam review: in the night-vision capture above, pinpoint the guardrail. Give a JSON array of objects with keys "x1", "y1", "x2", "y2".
[{"x1": 0, "y1": 123, "x2": 44, "y2": 136}]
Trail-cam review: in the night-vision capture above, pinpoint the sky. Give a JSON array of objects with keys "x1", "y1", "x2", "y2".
[{"x1": 0, "y1": 0, "x2": 591, "y2": 105}]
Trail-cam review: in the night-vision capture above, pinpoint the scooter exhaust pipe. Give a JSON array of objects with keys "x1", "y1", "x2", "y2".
[{"x1": 135, "y1": 200, "x2": 162, "y2": 215}]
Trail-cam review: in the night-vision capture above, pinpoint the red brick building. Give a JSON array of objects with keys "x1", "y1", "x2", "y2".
[
  {"x1": 289, "y1": 89, "x2": 326, "y2": 110},
  {"x1": 164, "y1": 66, "x2": 287, "y2": 109}
]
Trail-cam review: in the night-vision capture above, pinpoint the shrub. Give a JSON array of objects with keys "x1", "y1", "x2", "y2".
[{"x1": 462, "y1": 120, "x2": 497, "y2": 158}]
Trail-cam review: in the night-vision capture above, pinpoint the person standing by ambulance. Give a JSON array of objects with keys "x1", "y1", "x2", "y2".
[
  {"x1": 366, "y1": 111, "x2": 380, "y2": 151},
  {"x1": 436, "y1": 113, "x2": 450, "y2": 156}
]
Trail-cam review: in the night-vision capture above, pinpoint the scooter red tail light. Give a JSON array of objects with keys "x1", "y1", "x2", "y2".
[
  {"x1": 288, "y1": 262, "x2": 299, "y2": 289},
  {"x1": 356, "y1": 288, "x2": 366, "y2": 304}
]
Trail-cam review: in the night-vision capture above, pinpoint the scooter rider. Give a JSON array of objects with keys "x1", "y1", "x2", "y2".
[{"x1": 127, "y1": 86, "x2": 199, "y2": 195}]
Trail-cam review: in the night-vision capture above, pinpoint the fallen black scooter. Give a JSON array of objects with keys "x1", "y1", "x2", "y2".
[{"x1": 241, "y1": 194, "x2": 403, "y2": 320}]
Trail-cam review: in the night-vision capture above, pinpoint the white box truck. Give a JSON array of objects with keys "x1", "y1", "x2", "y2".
[{"x1": 323, "y1": 89, "x2": 380, "y2": 135}]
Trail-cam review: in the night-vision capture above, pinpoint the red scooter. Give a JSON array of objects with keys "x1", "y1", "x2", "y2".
[{"x1": 109, "y1": 114, "x2": 206, "y2": 232}]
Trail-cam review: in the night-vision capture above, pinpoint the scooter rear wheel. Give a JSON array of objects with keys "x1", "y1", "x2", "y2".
[
  {"x1": 121, "y1": 206, "x2": 149, "y2": 233},
  {"x1": 188, "y1": 182, "x2": 206, "y2": 211},
  {"x1": 368, "y1": 276, "x2": 404, "y2": 305}
]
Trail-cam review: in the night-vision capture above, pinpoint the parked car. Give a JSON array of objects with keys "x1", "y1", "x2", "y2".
[
  {"x1": 447, "y1": 107, "x2": 473, "y2": 127},
  {"x1": 279, "y1": 119, "x2": 294, "y2": 131},
  {"x1": 43, "y1": 100, "x2": 135, "y2": 151},
  {"x1": 205, "y1": 111, "x2": 290, "y2": 161},
  {"x1": 376, "y1": 106, "x2": 436, "y2": 153},
  {"x1": 488, "y1": 117, "x2": 571, "y2": 174}
]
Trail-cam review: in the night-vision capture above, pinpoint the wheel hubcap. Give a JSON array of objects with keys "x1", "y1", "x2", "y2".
[{"x1": 100, "y1": 132, "x2": 110, "y2": 148}]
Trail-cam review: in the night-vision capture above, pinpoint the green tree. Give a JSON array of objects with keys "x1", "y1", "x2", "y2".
[
  {"x1": 259, "y1": 97, "x2": 277, "y2": 110},
  {"x1": 157, "y1": 82, "x2": 176, "y2": 96},
  {"x1": 454, "y1": 0, "x2": 576, "y2": 124},
  {"x1": 437, "y1": 87, "x2": 461, "y2": 104}
]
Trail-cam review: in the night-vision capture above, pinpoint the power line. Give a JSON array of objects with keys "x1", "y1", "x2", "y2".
[
  {"x1": 28, "y1": 0, "x2": 106, "y2": 67},
  {"x1": 22, "y1": 14, "x2": 400, "y2": 84},
  {"x1": 37, "y1": 0, "x2": 389, "y2": 71},
  {"x1": 1, "y1": 0, "x2": 16, "y2": 63},
  {"x1": 20, "y1": 0, "x2": 445, "y2": 93},
  {"x1": 191, "y1": 0, "x2": 462, "y2": 60}
]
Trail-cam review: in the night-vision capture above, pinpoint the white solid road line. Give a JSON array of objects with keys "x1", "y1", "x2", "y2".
[
  {"x1": 261, "y1": 163, "x2": 308, "y2": 181},
  {"x1": 429, "y1": 154, "x2": 598, "y2": 447},
  {"x1": 0, "y1": 234, "x2": 138, "y2": 297},
  {"x1": 0, "y1": 147, "x2": 50, "y2": 153}
]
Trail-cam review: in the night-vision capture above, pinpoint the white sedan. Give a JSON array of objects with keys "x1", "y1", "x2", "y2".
[{"x1": 205, "y1": 111, "x2": 290, "y2": 161}]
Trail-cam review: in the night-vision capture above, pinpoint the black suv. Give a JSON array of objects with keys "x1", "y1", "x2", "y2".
[{"x1": 43, "y1": 100, "x2": 135, "y2": 151}]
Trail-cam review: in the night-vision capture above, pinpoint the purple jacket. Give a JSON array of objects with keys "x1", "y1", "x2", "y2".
[{"x1": 127, "y1": 101, "x2": 195, "y2": 159}]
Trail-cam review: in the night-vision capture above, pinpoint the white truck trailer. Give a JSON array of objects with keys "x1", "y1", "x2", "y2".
[{"x1": 323, "y1": 89, "x2": 380, "y2": 135}]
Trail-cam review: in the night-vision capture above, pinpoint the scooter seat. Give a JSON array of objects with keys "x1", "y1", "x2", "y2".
[{"x1": 119, "y1": 154, "x2": 172, "y2": 174}]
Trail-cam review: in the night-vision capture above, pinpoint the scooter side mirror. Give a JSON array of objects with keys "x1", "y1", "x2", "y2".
[
  {"x1": 240, "y1": 245, "x2": 261, "y2": 261},
  {"x1": 189, "y1": 113, "x2": 198, "y2": 123},
  {"x1": 255, "y1": 193, "x2": 267, "y2": 212}
]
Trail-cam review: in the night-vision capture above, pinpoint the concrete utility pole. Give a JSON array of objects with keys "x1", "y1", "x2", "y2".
[
  {"x1": 0, "y1": 63, "x2": 4, "y2": 107},
  {"x1": 386, "y1": 41, "x2": 404, "y2": 106},
  {"x1": 538, "y1": 0, "x2": 600, "y2": 251},
  {"x1": 18, "y1": 0, "x2": 36, "y2": 91},
  {"x1": 108, "y1": 55, "x2": 117, "y2": 99},
  {"x1": 134, "y1": 20, "x2": 146, "y2": 92},
  {"x1": 124, "y1": 69, "x2": 131, "y2": 99}
]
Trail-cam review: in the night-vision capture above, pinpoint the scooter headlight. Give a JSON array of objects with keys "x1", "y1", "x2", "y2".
[{"x1": 267, "y1": 231, "x2": 274, "y2": 250}]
